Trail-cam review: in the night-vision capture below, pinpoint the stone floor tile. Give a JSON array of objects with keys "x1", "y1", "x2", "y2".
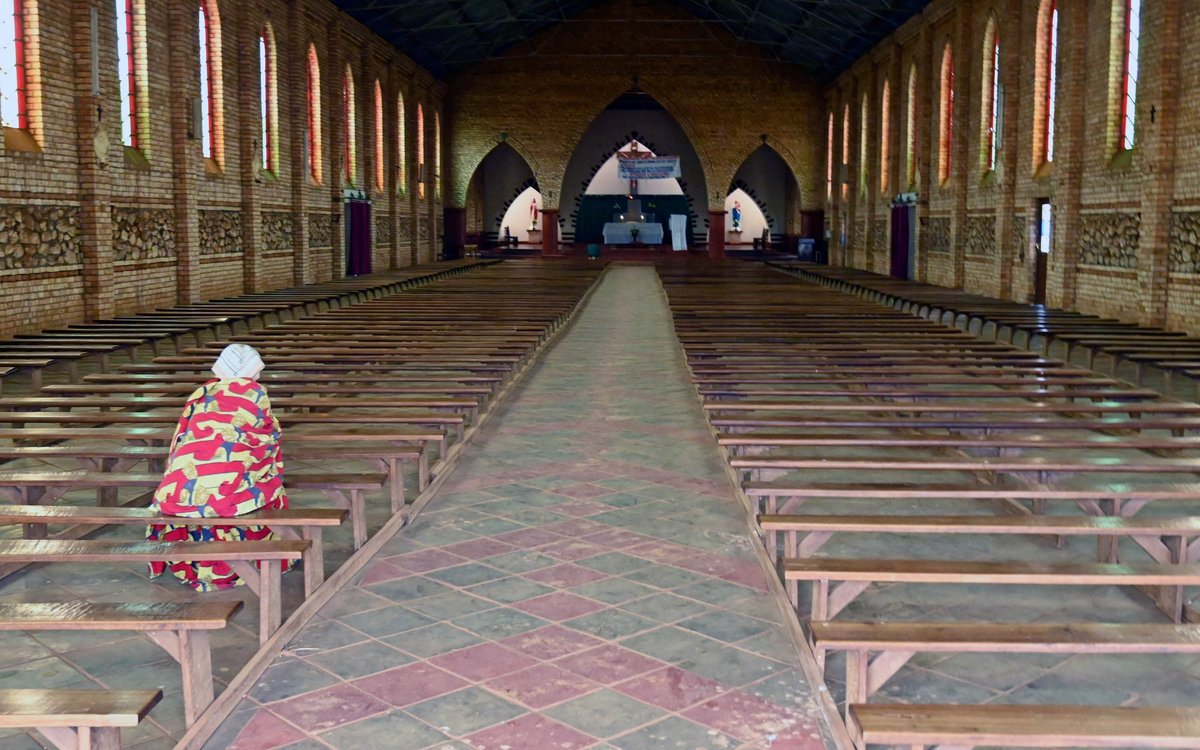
[
  {"x1": 613, "y1": 666, "x2": 730, "y2": 711},
  {"x1": 351, "y1": 662, "x2": 467, "y2": 707},
  {"x1": 542, "y1": 689, "x2": 666, "y2": 739},
  {"x1": 429, "y1": 641, "x2": 538, "y2": 682},
  {"x1": 272, "y1": 684, "x2": 389, "y2": 733},
  {"x1": 405, "y1": 686, "x2": 524, "y2": 736},
  {"x1": 483, "y1": 663, "x2": 600, "y2": 709},
  {"x1": 464, "y1": 712, "x2": 595, "y2": 750}
]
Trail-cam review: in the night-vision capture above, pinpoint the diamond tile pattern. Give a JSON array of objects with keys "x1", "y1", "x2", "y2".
[{"x1": 209, "y1": 268, "x2": 824, "y2": 749}]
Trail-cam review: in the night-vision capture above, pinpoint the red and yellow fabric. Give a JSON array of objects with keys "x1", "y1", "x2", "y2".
[{"x1": 147, "y1": 377, "x2": 291, "y2": 591}]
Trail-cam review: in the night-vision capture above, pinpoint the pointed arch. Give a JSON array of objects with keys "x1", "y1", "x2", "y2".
[
  {"x1": 938, "y1": 40, "x2": 955, "y2": 185},
  {"x1": 1034, "y1": 0, "x2": 1059, "y2": 167},
  {"x1": 462, "y1": 141, "x2": 540, "y2": 242},
  {"x1": 373, "y1": 80, "x2": 384, "y2": 191},
  {"x1": 880, "y1": 80, "x2": 891, "y2": 195},
  {"x1": 197, "y1": 0, "x2": 223, "y2": 166},
  {"x1": 305, "y1": 43, "x2": 322, "y2": 184},
  {"x1": 905, "y1": 62, "x2": 918, "y2": 187},
  {"x1": 980, "y1": 13, "x2": 1000, "y2": 172},
  {"x1": 416, "y1": 102, "x2": 425, "y2": 199},
  {"x1": 858, "y1": 91, "x2": 869, "y2": 195},
  {"x1": 258, "y1": 22, "x2": 277, "y2": 172},
  {"x1": 342, "y1": 64, "x2": 357, "y2": 186},
  {"x1": 452, "y1": 132, "x2": 541, "y2": 209},
  {"x1": 726, "y1": 142, "x2": 804, "y2": 242},
  {"x1": 396, "y1": 92, "x2": 406, "y2": 195},
  {"x1": 841, "y1": 102, "x2": 851, "y2": 200},
  {"x1": 434, "y1": 109, "x2": 442, "y2": 200}
]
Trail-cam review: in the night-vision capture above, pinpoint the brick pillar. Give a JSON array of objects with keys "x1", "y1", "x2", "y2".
[
  {"x1": 168, "y1": 0, "x2": 201, "y2": 303},
  {"x1": 826, "y1": 90, "x2": 843, "y2": 267},
  {"x1": 73, "y1": 0, "x2": 113, "y2": 321},
  {"x1": 708, "y1": 210, "x2": 726, "y2": 260},
  {"x1": 444, "y1": 207, "x2": 466, "y2": 259},
  {"x1": 950, "y1": 5, "x2": 970, "y2": 290},
  {"x1": 995, "y1": 0, "x2": 1023, "y2": 300},
  {"x1": 1054, "y1": 0, "x2": 1092, "y2": 309},
  {"x1": 237, "y1": 3, "x2": 263, "y2": 292},
  {"x1": 1137, "y1": 0, "x2": 1180, "y2": 326},
  {"x1": 540, "y1": 209, "x2": 559, "y2": 256},
  {"x1": 286, "y1": 0, "x2": 310, "y2": 284}
]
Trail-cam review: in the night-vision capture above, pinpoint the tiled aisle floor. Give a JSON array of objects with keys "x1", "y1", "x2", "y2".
[{"x1": 208, "y1": 265, "x2": 828, "y2": 750}]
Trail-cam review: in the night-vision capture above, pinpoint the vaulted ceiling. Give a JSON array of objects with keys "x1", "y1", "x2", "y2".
[{"x1": 329, "y1": 0, "x2": 929, "y2": 81}]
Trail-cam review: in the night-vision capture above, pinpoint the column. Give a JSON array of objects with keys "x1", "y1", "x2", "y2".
[
  {"x1": 168, "y1": 0, "x2": 200, "y2": 303},
  {"x1": 540, "y1": 209, "x2": 559, "y2": 256},
  {"x1": 708, "y1": 209, "x2": 726, "y2": 260},
  {"x1": 73, "y1": 0, "x2": 113, "y2": 320}
]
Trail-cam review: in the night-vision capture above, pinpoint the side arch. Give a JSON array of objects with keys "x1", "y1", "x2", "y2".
[{"x1": 451, "y1": 133, "x2": 542, "y2": 209}]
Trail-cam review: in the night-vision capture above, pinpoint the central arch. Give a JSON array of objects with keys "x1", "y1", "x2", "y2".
[{"x1": 560, "y1": 91, "x2": 708, "y2": 247}]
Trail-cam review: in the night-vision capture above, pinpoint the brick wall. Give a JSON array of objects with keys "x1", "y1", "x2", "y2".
[
  {"x1": 829, "y1": 0, "x2": 1200, "y2": 332},
  {"x1": 446, "y1": 0, "x2": 826, "y2": 227},
  {"x1": 0, "y1": 0, "x2": 444, "y2": 335}
]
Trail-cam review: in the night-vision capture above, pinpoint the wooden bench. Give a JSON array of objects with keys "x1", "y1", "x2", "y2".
[
  {"x1": 0, "y1": 601, "x2": 241, "y2": 725},
  {"x1": 0, "y1": 426, "x2": 445, "y2": 479},
  {"x1": 0, "y1": 504, "x2": 346, "y2": 597},
  {"x1": 849, "y1": 703, "x2": 1200, "y2": 750},
  {"x1": 816, "y1": 620, "x2": 1200, "y2": 729},
  {"x1": 0, "y1": 688, "x2": 163, "y2": 750},
  {"x1": 783, "y1": 557, "x2": 1200, "y2": 622},
  {"x1": 0, "y1": 470, "x2": 383, "y2": 551},
  {"x1": 0, "y1": 539, "x2": 307, "y2": 644}
]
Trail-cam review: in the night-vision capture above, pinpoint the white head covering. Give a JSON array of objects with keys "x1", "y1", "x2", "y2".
[{"x1": 212, "y1": 344, "x2": 265, "y2": 380}]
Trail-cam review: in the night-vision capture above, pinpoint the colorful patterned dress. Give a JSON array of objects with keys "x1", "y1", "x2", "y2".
[{"x1": 147, "y1": 378, "x2": 291, "y2": 591}]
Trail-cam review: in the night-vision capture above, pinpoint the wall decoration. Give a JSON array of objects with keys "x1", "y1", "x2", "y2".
[
  {"x1": 111, "y1": 207, "x2": 175, "y2": 262},
  {"x1": 964, "y1": 214, "x2": 996, "y2": 257},
  {"x1": 308, "y1": 213, "x2": 333, "y2": 248},
  {"x1": 0, "y1": 205, "x2": 82, "y2": 270},
  {"x1": 927, "y1": 216, "x2": 951, "y2": 254},
  {"x1": 262, "y1": 211, "x2": 294, "y2": 254},
  {"x1": 1078, "y1": 212, "x2": 1139, "y2": 269},
  {"x1": 1169, "y1": 210, "x2": 1200, "y2": 273},
  {"x1": 198, "y1": 210, "x2": 244, "y2": 256}
]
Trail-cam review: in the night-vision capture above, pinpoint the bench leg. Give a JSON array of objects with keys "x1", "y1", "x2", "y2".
[
  {"x1": 385, "y1": 458, "x2": 403, "y2": 513},
  {"x1": 259, "y1": 560, "x2": 281, "y2": 645},
  {"x1": 146, "y1": 628, "x2": 214, "y2": 726},
  {"x1": 322, "y1": 489, "x2": 366, "y2": 549},
  {"x1": 300, "y1": 527, "x2": 324, "y2": 596},
  {"x1": 179, "y1": 630, "x2": 215, "y2": 726}
]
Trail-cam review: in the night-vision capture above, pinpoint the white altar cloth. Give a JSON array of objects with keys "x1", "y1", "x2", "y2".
[{"x1": 602, "y1": 222, "x2": 664, "y2": 245}]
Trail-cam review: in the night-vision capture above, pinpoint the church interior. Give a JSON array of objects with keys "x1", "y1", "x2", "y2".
[{"x1": 2, "y1": 0, "x2": 1200, "y2": 749}]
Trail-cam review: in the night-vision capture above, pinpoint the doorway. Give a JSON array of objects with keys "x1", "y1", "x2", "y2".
[
  {"x1": 345, "y1": 194, "x2": 372, "y2": 277},
  {"x1": 1034, "y1": 199, "x2": 1052, "y2": 305},
  {"x1": 889, "y1": 201, "x2": 916, "y2": 279}
]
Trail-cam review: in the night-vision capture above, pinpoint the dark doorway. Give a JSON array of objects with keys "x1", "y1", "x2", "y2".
[
  {"x1": 889, "y1": 202, "x2": 915, "y2": 279},
  {"x1": 345, "y1": 198, "x2": 372, "y2": 277},
  {"x1": 1034, "y1": 199, "x2": 1052, "y2": 305}
]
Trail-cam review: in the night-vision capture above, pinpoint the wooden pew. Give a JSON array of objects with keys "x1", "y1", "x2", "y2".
[
  {"x1": 849, "y1": 703, "x2": 1200, "y2": 750},
  {"x1": 816, "y1": 620, "x2": 1200, "y2": 729},
  {"x1": 0, "y1": 602, "x2": 241, "y2": 725},
  {"x1": 0, "y1": 505, "x2": 346, "y2": 596},
  {"x1": 0, "y1": 470, "x2": 383, "y2": 551},
  {"x1": 0, "y1": 539, "x2": 307, "y2": 644},
  {"x1": 782, "y1": 557, "x2": 1200, "y2": 622},
  {"x1": 0, "y1": 688, "x2": 163, "y2": 750}
]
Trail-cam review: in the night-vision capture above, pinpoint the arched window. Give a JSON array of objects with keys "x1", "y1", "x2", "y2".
[
  {"x1": 197, "y1": 0, "x2": 222, "y2": 165},
  {"x1": 397, "y1": 93, "x2": 406, "y2": 194},
  {"x1": 1116, "y1": 0, "x2": 1141, "y2": 151},
  {"x1": 981, "y1": 16, "x2": 1000, "y2": 172},
  {"x1": 859, "y1": 92, "x2": 869, "y2": 194},
  {"x1": 258, "y1": 24, "x2": 277, "y2": 173},
  {"x1": 826, "y1": 111, "x2": 834, "y2": 201},
  {"x1": 417, "y1": 102, "x2": 425, "y2": 199},
  {"x1": 938, "y1": 41, "x2": 954, "y2": 184},
  {"x1": 0, "y1": 0, "x2": 29, "y2": 132},
  {"x1": 906, "y1": 63, "x2": 918, "y2": 187},
  {"x1": 841, "y1": 103, "x2": 850, "y2": 201},
  {"x1": 434, "y1": 110, "x2": 441, "y2": 200},
  {"x1": 1035, "y1": 0, "x2": 1059, "y2": 165},
  {"x1": 880, "y1": 80, "x2": 891, "y2": 194},
  {"x1": 373, "y1": 81, "x2": 383, "y2": 191},
  {"x1": 115, "y1": 0, "x2": 146, "y2": 149},
  {"x1": 342, "y1": 65, "x2": 356, "y2": 185},
  {"x1": 305, "y1": 44, "x2": 322, "y2": 184}
]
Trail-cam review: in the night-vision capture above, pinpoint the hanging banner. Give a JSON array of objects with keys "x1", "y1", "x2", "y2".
[{"x1": 617, "y1": 155, "x2": 681, "y2": 180}]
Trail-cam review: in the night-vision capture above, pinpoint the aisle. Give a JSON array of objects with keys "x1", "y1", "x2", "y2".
[{"x1": 208, "y1": 265, "x2": 826, "y2": 750}]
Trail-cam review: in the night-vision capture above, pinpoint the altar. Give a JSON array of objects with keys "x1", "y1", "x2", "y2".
[{"x1": 602, "y1": 222, "x2": 664, "y2": 245}]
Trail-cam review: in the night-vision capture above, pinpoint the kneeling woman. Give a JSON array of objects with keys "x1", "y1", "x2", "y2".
[{"x1": 148, "y1": 344, "x2": 293, "y2": 591}]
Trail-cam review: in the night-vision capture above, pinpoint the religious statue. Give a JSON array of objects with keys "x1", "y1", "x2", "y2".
[
  {"x1": 731, "y1": 201, "x2": 743, "y2": 232},
  {"x1": 529, "y1": 197, "x2": 539, "y2": 231}
]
